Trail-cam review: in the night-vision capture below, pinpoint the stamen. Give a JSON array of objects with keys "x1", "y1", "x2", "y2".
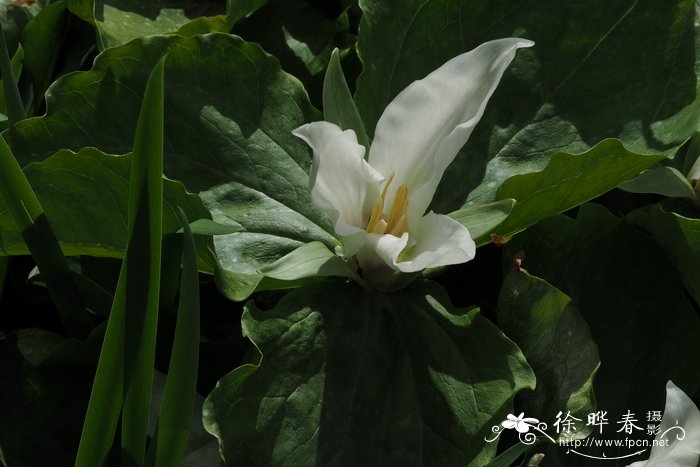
[
  {"x1": 366, "y1": 173, "x2": 410, "y2": 237},
  {"x1": 385, "y1": 185, "x2": 408, "y2": 234},
  {"x1": 366, "y1": 174, "x2": 394, "y2": 234}
]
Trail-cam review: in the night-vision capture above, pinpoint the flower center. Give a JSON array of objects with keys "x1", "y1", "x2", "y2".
[{"x1": 366, "y1": 174, "x2": 409, "y2": 237}]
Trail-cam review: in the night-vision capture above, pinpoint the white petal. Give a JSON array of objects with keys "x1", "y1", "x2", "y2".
[
  {"x1": 515, "y1": 422, "x2": 531, "y2": 433},
  {"x1": 356, "y1": 231, "x2": 409, "y2": 274},
  {"x1": 502, "y1": 420, "x2": 517, "y2": 430},
  {"x1": 627, "y1": 381, "x2": 700, "y2": 467},
  {"x1": 293, "y1": 122, "x2": 383, "y2": 235},
  {"x1": 368, "y1": 38, "x2": 533, "y2": 225},
  {"x1": 393, "y1": 212, "x2": 476, "y2": 273}
]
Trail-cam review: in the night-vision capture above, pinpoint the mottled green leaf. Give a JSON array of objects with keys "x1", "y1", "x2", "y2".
[
  {"x1": 619, "y1": 166, "x2": 696, "y2": 199},
  {"x1": 505, "y1": 204, "x2": 700, "y2": 464},
  {"x1": 7, "y1": 33, "x2": 336, "y2": 300},
  {"x1": 203, "y1": 280, "x2": 534, "y2": 466},
  {"x1": 497, "y1": 267, "x2": 600, "y2": 440},
  {"x1": 0, "y1": 147, "x2": 214, "y2": 272},
  {"x1": 258, "y1": 240, "x2": 360, "y2": 283},
  {"x1": 494, "y1": 139, "x2": 663, "y2": 236},
  {"x1": 449, "y1": 199, "x2": 515, "y2": 246},
  {"x1": 356, "y1": 0, "x2": 699, "y2": 213},
  {"x1": 66, "y1": 0, "x2": 227, "y2": 50}
]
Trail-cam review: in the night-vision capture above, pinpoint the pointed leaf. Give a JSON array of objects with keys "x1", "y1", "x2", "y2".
[
  {"x1": 618, "y1": 166, "x2": 696, "y2": 199},
  {"x1": 147, "y1": 209, "x2": 201, "y2": 467},
  {"x1": 323, "y1": 48, "x2": 370, "y2": 150},
  {"x1": 449, "y1": 199, "x2": 515, "y2": 246},
  {"x1": 494, "y1": 140, "x2": 664, "y2": 236},
  {"x1": 76, "y1": 57, "x2": 167, "y2": 467}
]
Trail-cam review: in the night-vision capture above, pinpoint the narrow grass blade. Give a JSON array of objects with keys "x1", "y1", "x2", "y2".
[
  {"x1": 121, "y1": 54, "x2": 167, "y2": 467},
  {"x1": 75, "y1": 56, "x2": 167, "y2": 467},
  {"x1": 146, "y1": 208, "x2": 201, "y2": 467},
  {"x1": 0, "y1": 22, "x2": 25, "y2": 123},
  {"x1": 0, "y1": 136, "x2": 91, "y2": 337}
]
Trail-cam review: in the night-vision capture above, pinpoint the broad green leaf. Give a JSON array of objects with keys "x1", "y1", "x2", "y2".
[
  {"x1": 494, "y1": 139, "x2": 664, "y2": 236},
  {"x1": 203, "y1": 280, "x2": 535, "y2": 466},
  {"x1": 497, "y1": 268, "x2": 600, "y2": 440},
  {"x1": 629, "y1": 204, "x2": 700, "y2": 306},
  {"x1": 0, "y1": 148, "x2": 215, "y2": 273},
  {"x1": 505, "y1": 204, "x2": 700, "y2": 464},
  {"x1": 147, "y1": 210, "x2": 201, "y2": 467},
  {"x1": 258, "y1": 240, "x2": 360, "y2": 283},
  {"x1": 323, "y1": 47, "x2": 370, "y2": 150},
  {"x1": 618, "y1": 166, "x2": 696, "y2": 199},
  {"x1": 449, "y1": 198, "x2": 515, "y2": 246},
  {"x1": 76, "y1": 57, "x2": 166, "y2": 467},
  {"x1": 355, "y1": 0, "x2": 700, "y2": 212},
  {"x1": 66, "y1": 0, "x2": 227, "y2": 50},
  {"x1": 7, "y1": 33, "x2": 337, "y2": 301}
]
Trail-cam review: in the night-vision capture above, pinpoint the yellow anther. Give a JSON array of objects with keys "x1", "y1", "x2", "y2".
[{"x1": 366, "y1": 174, "x2": 409, "y2": 237}]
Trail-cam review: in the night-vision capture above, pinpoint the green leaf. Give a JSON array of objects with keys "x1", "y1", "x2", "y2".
[
  {"x1": 505, "y1": 204, "x2": 700, "y2": 464},
  {"x1": 184, "y1": 218, "x2": 243, "y2": 236},
  {"x1": 0, "y1": 43, "x2": 23, "y2": 128},
  {"x1": 76, "y1": 57, "x2": 167, "y2": 467},
  {"x1": 323, "y1": 47, "x2": 370, "y2": 150},
  {"x1": 494, "y1": 139, "x2": 664, "y2": 236},
  {"x1": 20, "y1": 0, "x2": 68, "y2": 114},
  {"x1": 449, "y1": 199, "x2": 515, "y2": 246},
  {"x1": 629, "y1": 204, "x2": 700, "y2": 305},
  {"x1": 203, "y1": 280, "x2": 535, "y2": 466},
  {"x1": 497, "y1": 267, "x2": 600, "y2": 440},
  {"x1": 0, "y1": 136, "x2": 91, "y2": 337},
  {"x1": 355, "y1": 0, "x2": 700, "y2": 212},
  {"x1": 618, "y1": 166, "x2": 696, "y2": 199},
  {"x1": 146, "y1": 209, "x2": 201, "y2": 467},
  {"x1": 66, "y1": 0, "x2": 227, "y2": 50},
  {"x1": 0, "y1": 20, "x2": 24, "y2": 123},
  {"x1": 7, "y1": 33, "x2": 336, "y2": 301},
  {"x1": 232, "y1": 0, "x2": 351, "y2": 107},
  {"x1": 0, "y1": 147, "x2": 215, "y2": 273},
  {"x1": 0, "y1": 0, "x2": 42, "y2": 55},
  {"x1": 258, "y1": 240, "x2": 361, "y2": 284},
  {"x1": 227, "y1": 0, "x2": 269, "y2": 28},
  {"x1": 120, "y1": 54, "x2": 166, "y2": 465}
]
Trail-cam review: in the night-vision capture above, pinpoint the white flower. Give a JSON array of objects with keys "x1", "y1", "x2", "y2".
[
  {"x1": 502, "y1": 412, "x2": 540, "y2": 433},
  {"x1": 628, "y1": 381, "x2": 700, "y2": 467},
  {"x1": 294, "y1": 38, "x2": 533, "y2": 281}
]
